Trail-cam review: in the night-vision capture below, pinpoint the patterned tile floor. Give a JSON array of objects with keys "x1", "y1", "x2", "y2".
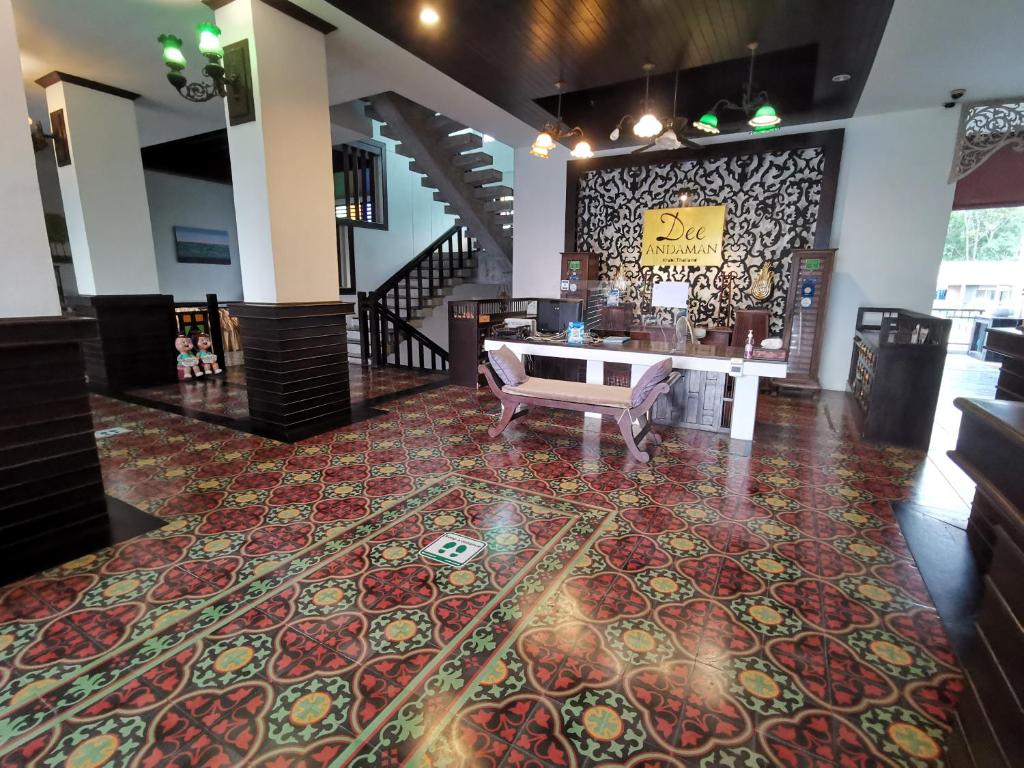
[
  {"x1": 124, "y1": 364, "x2": 448, "y2": 423},
  {"x1": 0, "y1": 386, "x2": 964, "y2": 767}
]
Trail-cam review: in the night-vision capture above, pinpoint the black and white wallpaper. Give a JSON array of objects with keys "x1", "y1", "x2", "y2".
[{"x1": 575, "y1": 147, "x2": 825, "y2": 334}]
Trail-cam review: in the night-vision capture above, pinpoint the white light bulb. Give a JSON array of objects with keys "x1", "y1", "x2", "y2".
[
  {"x1": 571, "y1": 140, "x2": 593, "y2": 159},
  {"x1": 633, "y1": 113, "x2": 663, "y2": 139},
  {"x1": 609, "y1": 127, "x2": 620, "y2": 141},
  {"x1": 534, "y1": 131, "x2": 555, "y2": 149}
]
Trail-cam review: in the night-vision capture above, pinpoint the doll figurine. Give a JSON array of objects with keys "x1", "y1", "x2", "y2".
[
  {"x1": 195, "y1": 333, "x2": 222, "y2": 375},
  {"x1": 175, "y1": 335, "x2": 202, "y2": 379}
]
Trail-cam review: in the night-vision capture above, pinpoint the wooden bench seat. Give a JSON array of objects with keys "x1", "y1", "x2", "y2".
[{"x1": 479, "y1": 363, "x2": 679, "y2": 462}]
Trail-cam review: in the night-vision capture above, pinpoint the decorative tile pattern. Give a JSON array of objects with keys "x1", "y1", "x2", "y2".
[{"x1": 0, "y1": 385, "x2": 963, "y2": 766}]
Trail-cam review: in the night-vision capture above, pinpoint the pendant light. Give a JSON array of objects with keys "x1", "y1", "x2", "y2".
[
  {"x1": 633, "y1": 63, "x2": 663, "y2": 139},
  {"x1": 692, "y1": 42, "x2": 782, "y2": 135},
  {"x1": 530, "y1": 81, "x2": 593, "y2": 159}
]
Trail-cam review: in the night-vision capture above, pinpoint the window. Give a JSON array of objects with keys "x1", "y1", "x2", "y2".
[
  {"x1": 337, "y1": 222, "x2": 356, "y2": 293},
  {"x1": 333, "y1": 139, "x2": 387, "y2": 229},
  {"x1": 935, "y1": 288, "x2": 948, "y2": 301}
]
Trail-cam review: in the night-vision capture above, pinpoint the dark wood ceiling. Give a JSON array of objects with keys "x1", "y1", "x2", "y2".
[{"x1": 327, "y1": 0, "x2": 893, "y2": 148}]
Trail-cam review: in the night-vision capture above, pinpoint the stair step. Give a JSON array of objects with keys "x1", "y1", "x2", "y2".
[
  {"x1": 408, "y1": 160, "x2": 427, "y2": 175},
  {"x1": 377, "y1": 123, "x2": 401, "y2": 142},
  {"x1": 463, "y1": 168, "x2": 503, "y2": 186},
  {"x1": 450, "y1": 152, "x2": 493, "y2": 169},
  {"x1": 432, "y1": 191, "x2": 447, "y2": 203},
  {"x1": 428, "y1": 114, "x2": 466, "y2": 134},
  {"x1": 441, "y1": 132, "x2": 483, "y2": 153},
  {"x1": 473, "y1": 184, "x2": 513, "y2": 200},
  {"x1": 485, "y1": 199, "x2": 514, "y2": 213},
  {"x1": 420, "y1": 177, "x2": 437, "y2": 190}
]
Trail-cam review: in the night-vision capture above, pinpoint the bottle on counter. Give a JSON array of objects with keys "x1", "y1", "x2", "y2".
[{"x1": 744, "y1": 330, "x2": 754, "y2": 359}]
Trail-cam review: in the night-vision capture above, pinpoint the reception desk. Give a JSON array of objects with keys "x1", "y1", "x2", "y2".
[{"x1": 483, "y1": 337, "x2": 786, "y2": 445}]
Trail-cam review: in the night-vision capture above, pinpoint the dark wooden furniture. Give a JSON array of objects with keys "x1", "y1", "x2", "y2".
[
  {"x1": 848, "y1": 307, "x2": 951, "y2": 449},
  {"x1": 600, "y1": 302, "x2": 635, "y2": 332},
  {"x1": 479, "y1": 363, "x2": 678, "y2": 462},
  {"x1": 945, "y1": 398, "x2": 1024, "y2": 768},
  {"x1": 985, "y1": 327, "x2": 1024, "y2": 401},
  {"x1": 560, "y1": 252, "x2": 599, "y2": 299},
  {"x1": 232, "y1": 302, "x2": 353, "y2": 442},
  {"x1": 67, "y1": 294, "x2": 178, "y2": 392},
  {"x1": 732, "y1": 308, "x2": 770, "y2": 346},
  {"x1": 776, "y1": 248, "x2": 835, "y2": 396},
  {"x1": 703, "y1": 326, "x2": 733, "y2": 346},
  {"x1": 970, "y1": 317, "x2": 1022, "y2": 362},
  {"x1": 0, "y1": 316, "x2": 110, "y2": 583},
  {"x1": 448, "y1": 297, "x2": 536, "y2": 387}
]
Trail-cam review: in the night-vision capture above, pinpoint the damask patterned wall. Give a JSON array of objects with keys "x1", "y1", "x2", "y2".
[{"x1": 575, "y1": 147, "x2": 825, "y2": 333}]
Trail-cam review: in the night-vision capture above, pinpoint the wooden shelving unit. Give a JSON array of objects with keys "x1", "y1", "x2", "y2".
[
  {"x1": 448, "y1": 298, "x2": 536, "y2": 387},
  {"x1": 848, "y1": 307, "x2": 951, "y2": 449}
]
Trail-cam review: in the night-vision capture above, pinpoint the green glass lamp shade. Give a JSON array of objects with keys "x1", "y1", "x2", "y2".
[
  {"x1": 693, "y1": 112, "x2": 720, "y2": 134},
  {"x1": 196, "y1": 23, "x2": 224, "y2": 59},
  {"x1": 748, "y1": 103, "x2": 781, "y2": 128},
  {"x1": 753, "y1": 124, "x2": 779, "y2": 133},
  {"x1": 158, "y1": 34, "x2": 187, "y2": 71}
]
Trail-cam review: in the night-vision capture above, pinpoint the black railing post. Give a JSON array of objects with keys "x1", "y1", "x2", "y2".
[
  {"x1": 357, "y1": 291, "x2": 370, "y2": 365},
  {"x1": 205, "y1": 292, "x2": 223, "y2": 365},
  {"x1": 367, "y1": 292, "x2": 381, "y2": 368}
]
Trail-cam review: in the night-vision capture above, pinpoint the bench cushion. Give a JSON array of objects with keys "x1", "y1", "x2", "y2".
[
  {"x1": 488, "y1": 345, "x2": 527, "y2": 386},
  {"x1": 502, "y1": 377, "x2": 633, "y2": 408},
  {"x1": 631, "y1": 357, "x2": 673, "y2": 406}
]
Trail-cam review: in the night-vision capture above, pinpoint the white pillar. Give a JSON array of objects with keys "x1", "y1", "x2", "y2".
[
  {"x1": 39, "y1": 74, "x2": 159, "y2": 296},
  {"x1": 0, "y1": 0, "x2": 60, "y2": 318},
  {"x1": 215, "y1": 0, "x2": 339, "y2": 303}
]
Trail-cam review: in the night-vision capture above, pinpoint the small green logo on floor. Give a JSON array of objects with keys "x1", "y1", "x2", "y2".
[{"x1": 421, "y1": 533, "x2": 486, "y2": 566}]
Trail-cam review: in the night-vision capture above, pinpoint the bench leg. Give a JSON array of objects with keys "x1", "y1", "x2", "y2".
[
  {"x1": 617, "y1": 414, "x2": 651, "y2": 463},
  {"x1": 489, "y1": 401, "x2": 519, "y2": 438}
]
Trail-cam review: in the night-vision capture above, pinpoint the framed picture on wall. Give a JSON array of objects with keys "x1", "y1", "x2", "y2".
[{"x1": 174, "y1": 226, "x2": 231, "y2": 265}]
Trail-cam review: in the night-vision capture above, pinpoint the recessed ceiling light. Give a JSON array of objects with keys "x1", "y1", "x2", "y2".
[
  {"x1": 419, "y1": 6, "x2": 440, "y2": 25},
  {"x1": 832, "y1": 73, "x2": 851, "y2": 83}
]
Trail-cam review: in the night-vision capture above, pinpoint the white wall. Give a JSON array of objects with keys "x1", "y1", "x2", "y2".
[
  {"x1": 511, "y1": 145, "x2": 569, "y2": 298},
  {"x1": 353, "y1": 121, "x2": 457, "y2": 291},
  {"x1": 0, "y1": 0, "x2": 60, "y2": 317},
  {"x1": 44, "y1": 80, "x2": 160, "y2": 296},
  {"x1": 511, "y1": 109, "x2": 960, "y2": 392},
  {"x1": 820, "y1": 107, "x2": 958, "y2": 389},
  {"x1": 145, "y1": 171, "x2": 243, "y2": 302}
]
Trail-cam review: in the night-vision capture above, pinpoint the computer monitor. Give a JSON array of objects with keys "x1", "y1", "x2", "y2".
[{"x1": 535, "y1": 299, "x2": 583, "y2": 333}]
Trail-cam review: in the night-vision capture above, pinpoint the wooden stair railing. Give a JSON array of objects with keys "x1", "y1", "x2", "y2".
[
  {"x1": 357, "y1": 225, "x2": 475, "y2": 370},
  {"x1": 358, "y1": 297, "x2": 449, "y2": 371}
]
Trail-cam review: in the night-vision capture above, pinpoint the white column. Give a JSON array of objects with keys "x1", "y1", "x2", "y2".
[
  {"x1": 215, "y1": 0, "x2": 338, "y2": 304},
  {"x1": 0, "y1": 0, "x2": 60, "y2": 317},
  {"x1": 40, "y1": 76, "x2": 159, "y2": 296}
]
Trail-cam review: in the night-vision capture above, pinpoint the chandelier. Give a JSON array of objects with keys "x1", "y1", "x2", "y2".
[
  {"x1": 610, "y1": 63, "x2": 665, "y2": 141},
  {"x1": 611, "y1": 66, "x2": 701, "y2": 153},
  {"x1": 530, "y1": 81, "x2": 593, "y2": 159},
  {"x1": 692, "y1": 42, "x2": 781, "y2": 135}
]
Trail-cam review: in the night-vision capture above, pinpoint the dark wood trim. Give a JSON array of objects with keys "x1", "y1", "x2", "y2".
[
  {"x1": 203, "y1": 0, "x2": 337, "y2": 33},
  {"x1": 34, "y1": 71, "x2": 140, "y2": 101},
  {"x1": 563, "y1": 129, "x2": 845, "y2": 252}
]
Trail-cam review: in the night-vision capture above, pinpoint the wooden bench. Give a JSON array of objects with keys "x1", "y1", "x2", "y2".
[{"x1": 479, "y1": 363, "x2": 679, "y2": 462}]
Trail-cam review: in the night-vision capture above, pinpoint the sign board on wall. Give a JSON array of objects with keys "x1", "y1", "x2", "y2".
[{"x1": 640, "y1": 205, "x2": 726, "y2": 267}]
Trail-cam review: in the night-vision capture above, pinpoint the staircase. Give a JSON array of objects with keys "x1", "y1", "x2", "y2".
[
  {"x1": 357, "y1": 225, "x2": 480, "y2": 371},
  {"x1": 365, "y1": 92, "x2": 513, "y2": 276}
]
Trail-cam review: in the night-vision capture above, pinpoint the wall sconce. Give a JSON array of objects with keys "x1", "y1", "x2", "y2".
[
  {"x1": 531, "y1": 81, "x2": 594, "y2": 159},
  {"x1": 157, "y1": 24, "x2": 255, "y2": 125}
]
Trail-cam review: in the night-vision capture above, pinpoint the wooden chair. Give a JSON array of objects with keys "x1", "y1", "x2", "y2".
[{"x1": 478, "y1": 363, "x2": 679, "y2": 462}]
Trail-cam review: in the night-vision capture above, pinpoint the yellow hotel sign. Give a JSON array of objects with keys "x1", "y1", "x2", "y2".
[{"x1": 640, "y1": 205, "x2": 726, "y2": 267}]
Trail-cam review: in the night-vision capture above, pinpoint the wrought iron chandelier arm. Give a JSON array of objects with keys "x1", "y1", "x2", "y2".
[{"x1": 177, "y1": 80, "x2": 220, "y2": 102}]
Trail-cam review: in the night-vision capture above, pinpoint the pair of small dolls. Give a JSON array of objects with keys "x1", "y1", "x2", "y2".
[{"x1": 175, "y1": 334, "x2": 222, "y2": 379}]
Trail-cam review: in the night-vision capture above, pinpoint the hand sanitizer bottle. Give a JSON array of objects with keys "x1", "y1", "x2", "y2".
[{"x1": 744, "y1": 330, "x2": 754, "y2": 359}]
